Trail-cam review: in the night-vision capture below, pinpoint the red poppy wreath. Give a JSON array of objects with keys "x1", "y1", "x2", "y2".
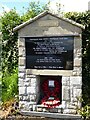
[{"x1": 41, "y1": 80, "x2": 60, "y2": 108}]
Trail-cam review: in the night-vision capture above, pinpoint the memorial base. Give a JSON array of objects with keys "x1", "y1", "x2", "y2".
[{"x1": 20, "y1": 111, "x2": 82, "y2": 120}]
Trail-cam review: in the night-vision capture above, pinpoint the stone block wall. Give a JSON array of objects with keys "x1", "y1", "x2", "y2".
[
  {"x1": 18, "y1": 36, "x2": 82, "y2": 113},
  {"x1": 19, "y1": 75, "x2": 40, "y2": 111},
  {"x1": 17, "y1": 13, "x2": 82, "y2": 114},
  {"x1": 62, "y1": 76, "x2": 82, "y2": 114}
]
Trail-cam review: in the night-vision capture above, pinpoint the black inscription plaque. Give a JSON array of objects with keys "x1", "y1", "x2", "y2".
[{"x1": 25, "y1": 36, "x2": 74, "y2": 70}]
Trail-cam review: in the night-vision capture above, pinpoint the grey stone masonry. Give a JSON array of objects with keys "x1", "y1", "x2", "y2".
[
  {"x1": 21, "y1": 111, "x2": 82, "y2": 120},
  {"x1": 19, "y1": 74, "x2": 40, "y2": 111},
  {"x1": 15, "y1": 11, "x2": 84, "y2": 115}
]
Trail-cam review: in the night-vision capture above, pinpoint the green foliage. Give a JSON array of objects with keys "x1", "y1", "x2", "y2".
[
  {"x1": 2, "y1": 68, "x2": 18, "y2": 102},
  {"x1": 65, "y1": 11, "x2": 90, "y2": 105},
  {"x1": 21, "y1": 1, "x2": 47, "y2": 22},
  {"x1": 78, "y1": 105, "x2": 90, "y2": 119},
  {"x1": 1, "y1": 9, "x2": 21, "y2": 74}
]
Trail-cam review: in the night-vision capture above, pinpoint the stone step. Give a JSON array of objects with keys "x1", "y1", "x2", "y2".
[{"x1": 20, "y1": 111, "x2": 82, "y2": 120}]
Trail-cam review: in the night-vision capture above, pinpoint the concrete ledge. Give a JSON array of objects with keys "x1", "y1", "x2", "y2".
[
  {"x1": 20, "y1": 111, "x2": 82, "y2": 120},
  {"x1": 26, "y1": 69, "x2": 73, "y2": 76}
]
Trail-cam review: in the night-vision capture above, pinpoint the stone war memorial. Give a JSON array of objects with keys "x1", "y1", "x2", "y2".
[{"x1": 14, "y1": 11, "x2": 84, "y2": 119}]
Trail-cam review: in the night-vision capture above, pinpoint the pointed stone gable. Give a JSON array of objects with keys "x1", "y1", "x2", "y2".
[{"x1": 14, "y1": 11, "x2": 84, "y2": 37}]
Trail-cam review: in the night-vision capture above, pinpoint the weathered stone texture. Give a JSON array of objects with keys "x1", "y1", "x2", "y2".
[
  {"x1": 19, "y1": 66, "x2": 25, "y2": 72},
  {"x1": 19, "y1": 72, "x2": 25, "y2": 78},
  {"x1": 25, "y1": 78, "x2": 31, "y2": 82},
  {"x1": 30, "y1": 78, "x2": 37, "y2": 87},
  {"x1": 74, "y1": 39, "x2": 82, "y2": 49},
  {"x1": 62, "y1": 86, "x2": 70, "y2": 101},
  {"x1": 18, "y1": 78, "x2": 24, "y2": 87},
  {"x1": 74, "y1": 49, "x2": 82, "y2": 58},
  {"x1": 19, "y1": 47, "x2": 25, "y2": 57},
  {"x1": 63, "y1": 109, "x2": 76, "y2": 114},
  {"x1": 44, "y1": 27, "x2": 74, "y2": 35},
  {"x1": 24, "y1": 81, "x2": 30, "y2": 87},
  {"x1": 27, "y1": 87, "x2": 36, "y2": 94},
  {"x1": 74, "y1": 58, "x2": 82, "y2": 67},
  {"x1": 38, "y1": 20, "x2": 59, "y2": 27},
  {"x1": 19, "y1": 57, "x2": 25, "y2": 66},
  {"x1": 73, "y1": 67, "x2": 82, "y2": 76},
  {"x1": 73, "y1": 88, "x2": 82, "y2": 99},
  {"x1": 18, "y1": 38, "x2": 25, "y2": 47},
  {"x1": 19, "y1": 87, "x2": 26, "y2": 95},
  {"x1": 22, "y1": 95, "x2": 29, "y2": 101},
  {"x1": 62, "y1": 77, "x2": 70, "y2": 86},
  {"x1": 66, "y1": 102, "x2": 77, "y2": 109},
  {"x1": 30, "y1": 95, "x2": 37, "y2": 102},
  {"x1": 70, "y1": 76, "x2": 82, "y2": 85},
  {"x1": 17, "y1": 12, "x2": 83, "y2": 114},
  {"x1": 19, "y1": 101, "x2": 31, "y2": 111},
  {"x1": 18, "y1": 13, "x2": 82, "y2": 37},
  {"x1": 19, "y1": 95, "x2": 23, "y2": 101}
]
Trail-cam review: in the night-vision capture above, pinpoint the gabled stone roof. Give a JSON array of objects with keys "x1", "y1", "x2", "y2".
[{"x1": 13, "y1": 11, "x2": 85, "y2": 31}]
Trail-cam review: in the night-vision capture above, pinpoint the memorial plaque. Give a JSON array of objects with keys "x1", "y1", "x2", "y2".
[{"x1": 25, "y1": 36, "x2": 74, "y2": 70}]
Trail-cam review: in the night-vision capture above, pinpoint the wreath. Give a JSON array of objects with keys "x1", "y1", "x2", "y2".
[{"x1": 41, "y1": 80, "x2": 60, "y2": 108}]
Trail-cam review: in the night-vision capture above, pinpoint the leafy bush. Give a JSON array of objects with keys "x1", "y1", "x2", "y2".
[
  {"x1": 1, "y1": 9, "x2": 21, "y2": 74},
  {"x1": 21, "y1": 1, "x2": 48, "y2": 22},
  {"x1": 2, "y1": 68, "x2": 18, "y2": 102},
  {"x1": 65, "y1": 11, "x2": 90, "y2": 105},
  {"x1": 78, "y1": 105, "x2": 90, "y2": 120}
]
